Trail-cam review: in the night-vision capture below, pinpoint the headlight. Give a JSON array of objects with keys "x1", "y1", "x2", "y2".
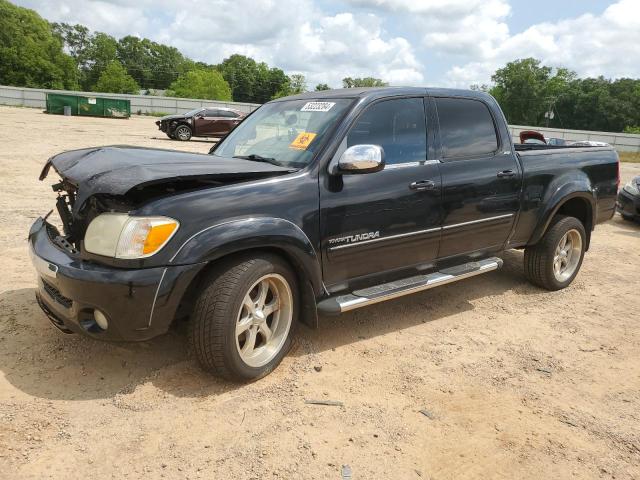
[
  {"x1": 624, "y1": 180, "x2": 639, "y2": 195},
  {"x1": 84, "y1": 213, "x2": 179, "y2": 259}
]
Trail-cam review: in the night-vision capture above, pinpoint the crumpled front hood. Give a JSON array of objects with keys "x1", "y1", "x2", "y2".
[
  {"x1": 40, "y1": 145, "x2": 293, "y2": 211},
  {"x1": 157, "y1": 114, "x2": 188, "y2": 122}
]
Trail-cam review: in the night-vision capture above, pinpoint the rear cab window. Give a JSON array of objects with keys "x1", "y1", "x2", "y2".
[{"x1": 435, "y1": 97, "x2": 499, "y2": 159}]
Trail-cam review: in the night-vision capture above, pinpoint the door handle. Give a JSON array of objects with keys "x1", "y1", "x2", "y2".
[
  {"x1": 497, "y1": 170, "x2": 516, "y2": 178},
  {"x1": 409, "y1": 180, "x2": 436, "y2": 191}
]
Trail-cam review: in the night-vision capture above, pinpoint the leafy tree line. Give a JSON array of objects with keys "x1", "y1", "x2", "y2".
[
  {"x1": 0, "y1": 1, "x2": 391, "y2": 103},
  {"x1": 11, "y1": 1, "x2": 639, "y2": 133},
  {"x1": 478, "y1": 58, "x2": 640, "y2": 133}
]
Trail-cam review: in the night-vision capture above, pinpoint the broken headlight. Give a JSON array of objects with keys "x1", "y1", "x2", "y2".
[{"x1": 84, "y1": 213, "x2": 179, "y2": 259}]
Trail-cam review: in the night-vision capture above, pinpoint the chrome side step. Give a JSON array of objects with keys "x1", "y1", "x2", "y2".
[{"x1": 317, "y1": 257, "x2": 503, "y2": 314}]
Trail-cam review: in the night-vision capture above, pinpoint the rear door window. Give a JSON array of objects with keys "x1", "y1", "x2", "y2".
[
  {"x1": 436, "y1": 98, "x2": 498, "y2": 158},
  {"x1": 217, "y1": 110, "x2": 239, "y2": 118},
  {"x1": 347, "y1": 97, "x2": 426, "y2": 165}
]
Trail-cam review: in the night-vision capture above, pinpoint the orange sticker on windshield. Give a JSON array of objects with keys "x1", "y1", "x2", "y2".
[{"x1": 289, "y1": 132, "x2": 317, "y2": 150}]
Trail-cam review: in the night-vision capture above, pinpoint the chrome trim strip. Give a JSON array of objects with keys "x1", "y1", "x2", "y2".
[
  {"x1": 148, "y1": 267, "x2": 167, "y2": 327},
  {"x1": 327, "y1": 213, "x2": 512, "y2": 252},
  {"x1": 328, "y1": 227, "x2": 441, "y2": 252},
  {"x1": 442, "y1": 213, "x2": 514, "y2": 231},
  {"x1": 337, "y1": 258, "x2": 502, "y2": 312},
  {"x1": 384, "y1": 159, "x2": 442, "y2": 169}
]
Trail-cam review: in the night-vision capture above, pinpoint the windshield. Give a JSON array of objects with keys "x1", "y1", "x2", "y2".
[{"x1": 212, "y1": 99, "x2": 352, "y2": 168}]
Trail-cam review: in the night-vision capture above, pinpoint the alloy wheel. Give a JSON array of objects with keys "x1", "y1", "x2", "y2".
[{"x1": 235, "y1": 274, "x2": 293, "y2": 368}]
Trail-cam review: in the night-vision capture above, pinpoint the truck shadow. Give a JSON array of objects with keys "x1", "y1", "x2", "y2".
[
  {"x1": 0, "y1": 250, "x2": 538, "y2": 401},
  {"x1": 295, "y1": 249, "x2": 535, "y2": 356}
]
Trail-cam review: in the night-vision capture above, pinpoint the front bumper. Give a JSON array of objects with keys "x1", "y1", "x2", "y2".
[
  {"x1": 29, "y1": 218, "x2": 205, "y2": 341},
  {"x1": 156, "y1": 120, "x2": 169, "y2": 133},
  {"x1": 616, "y1": 188, "x2": 640, "y2": 221}
]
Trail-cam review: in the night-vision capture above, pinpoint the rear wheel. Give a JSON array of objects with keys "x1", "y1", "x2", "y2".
[
  {"x1": 174, "y1": 124, "x2": 192, "y2": 141},
  {"x1": 524, "y1": 215, "x2": 586, "y2": 291},
  {"x1": 189, "y1": 254, "x2": 298, "y2": 381}
]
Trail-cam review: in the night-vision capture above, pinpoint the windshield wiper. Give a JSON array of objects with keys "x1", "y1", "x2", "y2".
[{"x1": 233, "y1": 154, "x2": 280, "y2": 166}]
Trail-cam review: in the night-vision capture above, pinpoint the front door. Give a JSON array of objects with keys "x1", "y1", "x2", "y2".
[
  {"x1": 193, "y1": 109, "x2": 218, "y2": 136},
  {"x1": 319, "y1": 97, "x2": 442, "y2": 290},
  {"x1": 433, "y1": 96, "x2": 521, "y2": 258}
]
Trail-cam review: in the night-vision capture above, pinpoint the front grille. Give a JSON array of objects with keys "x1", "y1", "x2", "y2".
[{"x1": 42, "y1": 279, "x2": 73, "y2": 309}]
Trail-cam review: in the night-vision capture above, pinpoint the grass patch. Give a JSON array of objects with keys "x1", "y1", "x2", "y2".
[
  {"x1": 135, "y1": 110, "x2": 170, "y2": 117},
  {"x1": 619, "y1": 151, "x2": 640, "y2": 163}
]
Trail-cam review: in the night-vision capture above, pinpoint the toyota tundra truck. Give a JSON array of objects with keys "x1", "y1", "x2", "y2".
[{"x1": 30, "y1": 87, "x2": 620, "y2": 381}]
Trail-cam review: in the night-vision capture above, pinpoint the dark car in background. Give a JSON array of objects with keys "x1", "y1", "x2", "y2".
[
  {"x1": 617, "y1": 175, "x2": 640, "y2": 222},
  {"x1": 156, "y1": 107, "x2": 246, "y2": 141}
]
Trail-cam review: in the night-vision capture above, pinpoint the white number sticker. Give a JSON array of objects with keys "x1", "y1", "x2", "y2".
[{"x1": 301, "y1": 102, "x2": 335, "y2": 112}]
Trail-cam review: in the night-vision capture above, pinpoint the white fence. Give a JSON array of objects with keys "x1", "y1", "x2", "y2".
[
  {"x1": 509, "y1": 125, "x2": 640, "y2": 153},
  {"x1": 0, "y1": 85, "x2": 261, "y2": 115},
  {"x1": 2, "y1": 85, "x2": 639, "y2": 152}
]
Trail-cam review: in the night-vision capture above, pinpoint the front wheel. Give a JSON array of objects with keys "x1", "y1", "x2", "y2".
[
  {"x1": 189, "y1": 254, "x2": 298, "y2": 381},
  {"x1": 174, "y1": 124, "x2": 192, "y2": 141},
  {"x1": 523, "y1": 215, "x2": 586, "y2": 291}
]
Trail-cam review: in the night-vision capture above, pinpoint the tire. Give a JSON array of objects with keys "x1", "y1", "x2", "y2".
[
  {"x1": 189, "y1": 254, "x2": 298, "y2": 381},
  {"x1": 174, "y1": 124, "x2": 192, "y2": 141},
  {"x1": 524, "y1": 215, "x2": 586, "y2": 291}
]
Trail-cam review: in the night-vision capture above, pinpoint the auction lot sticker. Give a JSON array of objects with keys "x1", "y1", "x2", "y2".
[
  {"x1": 301, "y1": 102, "x2": 335, "y2": 112},
  {"x1": 289, "y1": 132, "x2": 317, "y2": 150}
]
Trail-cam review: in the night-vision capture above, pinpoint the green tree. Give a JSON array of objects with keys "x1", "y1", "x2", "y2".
[
  {"x1": 114, "y1": 35, "x2": 192, "y2": 90},
  {"x1": 272, "y1": 74, "x2": 308, "y2": 99},
  {"x1": 53, "y1": 23, "x2": 119, "y2": 90},
  {"x1": 93, "y1": 60, "x2": 139, "y2": 94},
  {"x1": 489, "y1": 58, "x2": 574, "y2": 126},
  {"x1": 218, "y1": 54, "x2": 289, "y2": 103},
  {"x1": 167, "y1": 69, "x2": 232, "y2": 100},
  {"x1": 83, "y1": 32, "x2": 119, "y2": 89},
  {"x1": 0, "y1": 0, "x2": 77, "y2": 89},
  {"x1": 342, "y1": 77, "x2": 388, "y2": 88},
  {"x1": 315, "y1": 83, "x2": 330, "y2": 91}
]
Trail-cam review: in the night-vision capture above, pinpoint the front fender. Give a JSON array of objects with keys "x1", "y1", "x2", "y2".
[
  {"x1": 529, "y1": 176, "x2": 596, "y2": 246},
  {"x1": 169, "y1": 217, "x2": 323, "y2": 296}
]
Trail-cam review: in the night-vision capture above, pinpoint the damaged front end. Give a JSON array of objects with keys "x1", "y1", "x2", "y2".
[{"x1": 38, "y1": 145, "x2": 294, "y2": 258}]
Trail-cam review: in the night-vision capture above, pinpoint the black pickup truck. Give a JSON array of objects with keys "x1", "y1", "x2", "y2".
[{"x1": 30, "y1": 87, "x2": 619, "y2": 381}]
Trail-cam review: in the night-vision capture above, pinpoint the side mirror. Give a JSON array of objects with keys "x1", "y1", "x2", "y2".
[{"x1": 338, "y1": 145, "x2": 385, "y2": 174}]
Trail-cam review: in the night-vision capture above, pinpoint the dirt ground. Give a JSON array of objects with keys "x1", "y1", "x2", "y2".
[{"x1": 0, "y1": 105, "x2": 639, "y2": 480}]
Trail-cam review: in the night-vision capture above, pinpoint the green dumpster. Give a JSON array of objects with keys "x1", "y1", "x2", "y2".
[{"x1": 46, "y1": 93, "x2": 130, "y2": 118}]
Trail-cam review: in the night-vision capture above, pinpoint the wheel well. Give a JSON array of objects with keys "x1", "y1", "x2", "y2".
[
  {"x1": 554, "y1": 197, "x2": 593, "y2": 248},
  {"x1": 174, "y1": 247, "x2": 318, "y2": 328}
]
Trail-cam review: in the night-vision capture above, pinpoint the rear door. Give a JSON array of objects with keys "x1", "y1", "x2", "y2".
[
  {"x1": 214, "y1": 110, "x2": 243, "y2": 135},
  {"x1": 434, "y1": 96, "x2": 521, "y2": 258},
  {"x1": 319, "y1": 96, "x2": 442, "y2": 289}
]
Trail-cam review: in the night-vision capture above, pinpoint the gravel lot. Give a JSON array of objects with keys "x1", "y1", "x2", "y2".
[{"x1": 1, "y1": 106, "x2": 639, "y2": 479}]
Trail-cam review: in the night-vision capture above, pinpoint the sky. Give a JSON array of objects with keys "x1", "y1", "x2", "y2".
[{"x1": 14, "y1": 0, "x2": 640, "y2": 88}]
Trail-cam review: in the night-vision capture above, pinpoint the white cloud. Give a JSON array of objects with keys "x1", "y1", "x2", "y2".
[
  {"x1": 16, "y1": 0, "x2": 424, "y2": 88},
  {"x1": 13, "y1": 0, "x2": 640, "y2": 89},
  {"x1": 445, "y1": 0, "x2": 640, "y2": 87}
]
